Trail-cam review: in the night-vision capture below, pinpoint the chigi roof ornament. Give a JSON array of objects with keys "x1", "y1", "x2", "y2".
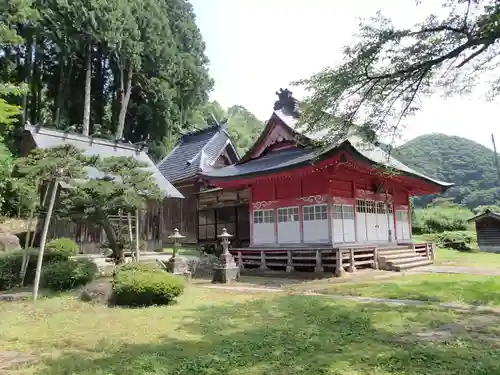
[{"x1": 273, "y1": 88, "x2": 301, "y2": 119}]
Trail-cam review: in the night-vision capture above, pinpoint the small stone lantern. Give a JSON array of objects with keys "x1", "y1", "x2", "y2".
[
  {"x1": 212, "y1": 228, "x2": 240, "y2": 283},
  {"x1": 166, "y1": 228, "x2": 188, "y2": 275}
]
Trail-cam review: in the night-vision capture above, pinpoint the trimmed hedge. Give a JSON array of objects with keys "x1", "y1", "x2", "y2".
[
  {"x1": 46, "y1": 237, "x2": 80, "y2": 256},
  {"x1": 427, "y1": 231, "x2": 477, "y2": 252},
  {"x1": 112, "y1": 266, "x2": 185, "y2": 307},
  {"x1": 43, "y1": 258, "x2": 98, "y2": 291},
  {"x1": 0, "y1": 249, "x2": 69, "y2": 290}
]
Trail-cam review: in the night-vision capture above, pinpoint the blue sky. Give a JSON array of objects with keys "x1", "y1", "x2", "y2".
[{"x1": 190, "y1": 0, "x2": 500, "y2": 149}]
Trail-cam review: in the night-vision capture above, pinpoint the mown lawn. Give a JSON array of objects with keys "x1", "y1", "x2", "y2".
[
  {"x1": 289, "y1": 273, "x2": 500, "y2": 306},
  {"x1": 433, "y1": 246, "x2": 500, "y2": 269},
  {"x1": 1, "y1": 285, "x2": 500, "y2": 374}
]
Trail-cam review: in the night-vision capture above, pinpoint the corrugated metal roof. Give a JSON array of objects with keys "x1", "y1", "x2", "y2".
[
  {"x1": 157, "y1": 124, "x2": 239, "y2": 183},
  {"x1": 25, "y1": 125, "x2": 184, "y2": 199},
  {"x1": 467, "y1": 210, "x2": 500, "y2": 222}
]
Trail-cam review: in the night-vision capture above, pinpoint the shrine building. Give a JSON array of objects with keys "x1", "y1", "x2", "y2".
[{"x1": 198, "y1": 89, "x2": 453, "y2": 249}]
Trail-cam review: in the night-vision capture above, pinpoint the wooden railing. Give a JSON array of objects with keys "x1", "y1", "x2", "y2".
[
  {"x1": 230, "y1": 246, "x2": 378, "y2": 277},
  {"x1": 412, "y1": 242, "x2": 435, "y2": 260}
]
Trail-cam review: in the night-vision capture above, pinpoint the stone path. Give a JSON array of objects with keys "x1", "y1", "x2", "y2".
[
  {"x1": 0, "y1": 351, "x2": 37, "y2": 370},
  {"x1": 204, "y1": 285, "x2": 500, "y2": 313},
  {"x1": 409, "y1": 265, "x2": 500, "y2": 276}
]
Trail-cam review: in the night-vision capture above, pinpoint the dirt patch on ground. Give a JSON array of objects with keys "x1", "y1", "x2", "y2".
[
  {"x1": 0, "y1": 351, "x2": 37, "y2": 370},
  {"x1": 402, "y1": 314, "x2": 500, "y2": 344}
]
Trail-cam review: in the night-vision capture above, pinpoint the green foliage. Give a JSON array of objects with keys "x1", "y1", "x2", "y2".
[
  {"x1": 112, "y1": 267, "x2": 185, "y2": 307},
  {"x1": 42, "y1": 258, "x2": 97, "y2": 291},
  {"x1": 0, "y1": 249, "x2": 69, "y2": 290},
  {"x1": 473, "y1": 205, "x2": 500, "y2": 214},
  {"x1": 46, "y1": 237, "x2": 80, "y2": 256},
  {"x1": 296, "y1": 1, "x2": 500, "y2": 142},
  {"x1": 115, "y1": 262, "x2": 163, "y2": 274},
  {"x1": 426, "y1": 231, "x2": 477, "y2": 252},
  {"x1": 0, "y1": 141, "x2": 14, "y2": 213},
  {"x1": 396, "y1": 134, "x2": 500, "y2": 208},
  {"x1": 412, "y1": 203, "x2": 473, "y2": 234}
]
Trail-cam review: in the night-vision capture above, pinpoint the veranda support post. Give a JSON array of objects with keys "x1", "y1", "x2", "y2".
[
  {"x1": 286, "y1": 250, "x2": 294, "y2": 272},
  {"x1": 347, "y1": 248, "x2": 357, "y2": 273},
  {"x1": 335, "y1": 248, "x2": 346, "y2": 277},
  {"x1": 315, "y1": 249, "x2": 323, "y2": 273}
]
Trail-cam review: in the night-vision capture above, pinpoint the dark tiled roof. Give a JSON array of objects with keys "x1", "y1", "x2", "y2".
[
  {"x1": 25, "y1": 125, "x2": 184, "y2": 199},
  {"x1": 202, "y1": 109, "x2": 453, "y2": 190},
  {"x1": 203, "y1": 148, "x2": 316, "y2": 178},
  {"x1": 157, "y1": 124, "x2": 239, "y2": 183},
  {"x1": 467, "y1": 210, "x2": 500, "y2": 222}
]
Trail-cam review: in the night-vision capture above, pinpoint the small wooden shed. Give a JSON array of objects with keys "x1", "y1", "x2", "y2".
[{"x1": 467, "y1": 210, "x2": 500, "y2": 253}]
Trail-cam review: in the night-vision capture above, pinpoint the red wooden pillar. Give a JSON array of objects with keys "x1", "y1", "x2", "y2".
[
  {"x1": 248, "y1": 185, "x2": 254, "y2": 246},
  {"x1": 352, "y1": 180, "x2": 358, "y2": 242},
  {"x1": 407, "y1": 192, "x2": 413, "y2": 239}
]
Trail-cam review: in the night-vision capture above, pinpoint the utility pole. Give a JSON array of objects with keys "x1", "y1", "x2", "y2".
[{"x1": 492, "y1": 133, "x2": 500, "y2": 185}]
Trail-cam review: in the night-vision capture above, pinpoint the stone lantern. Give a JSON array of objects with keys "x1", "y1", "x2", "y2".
[
  {"x1": 166, "y1": 228, "x2": 188, "y2": 275},
  {"x1": 212, "y1": 228, "x2": 240, "y2": 283}
]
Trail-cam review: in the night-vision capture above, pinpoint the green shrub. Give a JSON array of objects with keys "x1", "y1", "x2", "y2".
[
  {"x1": 46, "y1": 237, "x2": 80, "y2": 256},
  {"x1": 43, "y1": 258, "x2": 98, "y2": 291},
  {"x1": 412, "y1": 205, "x2": 473, "y2": 234},
  {"x1": 427, "y1": 231, "x2": 477, "y2": 251},
  {"x1": 112, "y1": 268, "x2": 185, "y2": 307},
  {"x1": 115, "y1": 262, "x2": 164, "y2": 274},
  {"x1": 0, "y1": 249, "x2": 70, "y2": 290}
]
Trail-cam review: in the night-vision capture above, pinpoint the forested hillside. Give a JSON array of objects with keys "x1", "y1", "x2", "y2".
[
  {"x1": 0, "y1": 0, "x2": 213, "y2": 161},
  {"x1": 394, "y1": 133, "x2": 500, "y2": 208}
]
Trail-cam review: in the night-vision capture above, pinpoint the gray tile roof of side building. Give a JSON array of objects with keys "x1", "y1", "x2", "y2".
[
  {"x1": 202, "y1": 105, "x2": 453, "y2": 191},
  {"x1": 157, "y1": 123, "x2": 239, "y2": 183},
  {"x1": 24, "y1": 125, "x2": 184, "y2": 199},
  {"x1": 467, "y1": 209, "x2": 500, "y2": 222}
]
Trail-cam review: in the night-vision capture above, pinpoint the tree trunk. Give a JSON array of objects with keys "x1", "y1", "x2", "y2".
[
  {"x1": 127, "y1": 212, "x2": 134, "y2": 260},
  {"x1": 135, "y1": 209, "x2": 140, "y2": 262},
  {"x1": 115, "y1": 67, "x2": 133, "y2": 140},
  {"x1": 54, "y1": 56, "x2": 65, "y2": 127},
  {"x1": 101, "y1": 216, "x2": 124, "y2": 264},
  {"x1": 20, "y1": 204, "x2": 35, "y2": 285},
  {"x1": 22, "y1": 34, "x2": 34, "y2": 124},
  {"x1": 82, "y1": 43, "x2": 92, "y2": 136},
  {"x1": 32, "y1": 179, "x2": 58, "y2": 302}
]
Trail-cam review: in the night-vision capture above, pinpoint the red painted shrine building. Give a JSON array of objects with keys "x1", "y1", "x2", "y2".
[{"x1": 199, "y1": 89, "x2": 453, "y2": 247}]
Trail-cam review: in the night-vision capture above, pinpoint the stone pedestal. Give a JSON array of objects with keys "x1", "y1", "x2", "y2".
[
  {"x1": 167, "y1": 228, "x2": 190, "y2": 279},
  {"x1": 212, "y1": 228, "x2": 240, "y2": 284}
]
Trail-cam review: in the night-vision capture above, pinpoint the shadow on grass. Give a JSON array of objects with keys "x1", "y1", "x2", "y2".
[
  {"x1": 32, "y1": 296, "x2": 500, "y2": 375},
  {"x1": 321, "y1": 276, "x2": 500, "y2": 306}
]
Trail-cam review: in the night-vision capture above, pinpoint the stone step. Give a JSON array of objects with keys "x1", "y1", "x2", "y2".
[
  {"x1": 387, "y1": 256, "x2": 429, "y2": 265},
  {"x1": 392, "y1": 259, "x2": 434, "y2": 271},
  {"x1": 379, "y1": 252, "x2": 420, "y2": 261}
]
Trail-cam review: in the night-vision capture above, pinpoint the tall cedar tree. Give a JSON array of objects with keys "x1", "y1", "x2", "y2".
[
  {"x1": 0, "y1": 0, "x2": 212, "y2": 159},
  {"x1": 296, "y1": 0, "x2": 500, "y2": 145}
]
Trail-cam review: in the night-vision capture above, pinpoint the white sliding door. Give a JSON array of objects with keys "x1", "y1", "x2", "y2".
[
  {"x1": 356, "y1": 199, "x2": 367, "y2": 243},
  {"x1": 395, "y1": 210, "x2": 411, "y2": 241},
  {"x1": 366, "y1": 200, "x2": 378, "y2": 241},
  {"x1": 277, "y1": 207, "x2": 300, "y2": 243},
  {"x1": 303, "y1": 204, "x2": 329, "y2": 243},
  {"x1": 331, "y1": 204, "x2": 356, "y2": 243},
  {"x1": 387, "y1": 203, "x2": 396, "y2": 242},
  {"x1": 253, "y1": 209, "x2": 275, "y2": 244},
  {"x1": 342, "y1": 204, "x2": 356, "y2": 242},
  {"x1": 375, "y1": 202, "x2": 388, "y2": 242}
]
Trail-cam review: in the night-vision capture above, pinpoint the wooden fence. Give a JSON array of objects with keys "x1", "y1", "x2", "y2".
[{"x1": 412, "y1": 242, "x2": 436, "y2": 260}]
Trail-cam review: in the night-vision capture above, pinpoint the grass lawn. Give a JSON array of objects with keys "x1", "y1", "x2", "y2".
[
  {"x1": 433, "y1": 246, "x2": 500, "y2": 269},
  {"x1": 288, "y1": 273, "x2": 500, "y2": 306},
  {"x1": 2, "y1": 285, "x2": 500, "y2": 374}
]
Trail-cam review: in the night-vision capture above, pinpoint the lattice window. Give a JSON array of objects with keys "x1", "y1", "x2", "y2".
[
  {"x1": 303, "y1": 204, "x2": 328, "y2": 221},
  {"x1": 277, "y1": 207, "x2": 299, "y2": 223},
  {"x1": 342, "y1": 205, "x2": 355, "y2": 220},
  {"x1": 332, "y1": 204, "x2": 343, "y2": 220},
  {"x1": 254, "y1": 209, "x2": 275, "y2": 224},
  {"x1": 356, "y1": 199, "x2": 366, "y2": 213},
  {"x1": 366, "y1": 200, "x2": 375, "y2": 214},
  {"x1": 376, "y1": 201, "x2": 386, "y2": 214}
]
